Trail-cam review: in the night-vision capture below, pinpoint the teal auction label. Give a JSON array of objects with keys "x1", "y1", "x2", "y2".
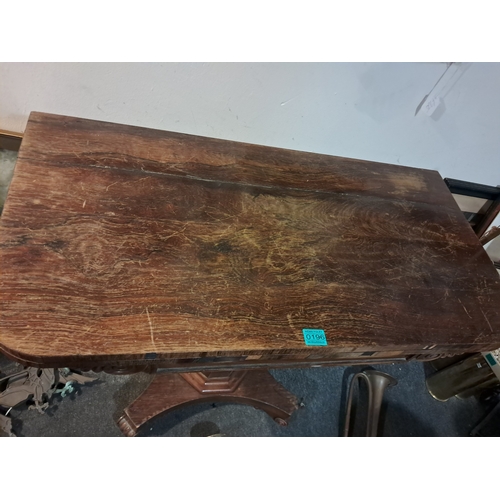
[
  {"x1": 302, "y1": 329, "x2": 327, "y2": 346},
  {"x1": 485, "y1": 353, "x2": 497, "y2": 366}
]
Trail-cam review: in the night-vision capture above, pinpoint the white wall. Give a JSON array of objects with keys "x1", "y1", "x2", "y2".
[{"x1": 1, "y1": 62, "x2": 499, "y2": 186}]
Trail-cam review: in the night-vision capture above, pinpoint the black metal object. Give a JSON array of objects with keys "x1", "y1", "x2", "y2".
[{"x1": 444, "y1": 178, "x2": 500, "y2": 237}]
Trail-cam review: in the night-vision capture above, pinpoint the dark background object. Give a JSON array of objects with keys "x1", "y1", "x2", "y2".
[
  {"x1": 0, "y1": 130, "x2": 22, "y2": 152},
  {"x1": 444, "y1": 177, "x2": 500, "y2": 237}
]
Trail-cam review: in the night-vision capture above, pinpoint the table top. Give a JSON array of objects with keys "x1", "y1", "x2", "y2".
[{"x1": 1, "y1": 112, "x2": 500, "y2": 368}]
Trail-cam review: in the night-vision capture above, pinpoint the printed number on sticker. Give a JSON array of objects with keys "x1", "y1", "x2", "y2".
[{"x1": 302, "y1": 329, "x2": 327, "y2": 346}]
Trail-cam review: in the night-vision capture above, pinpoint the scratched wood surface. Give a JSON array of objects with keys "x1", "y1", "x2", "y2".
[{"x1": 1, "y1": 111, "x2": 499, "y2": 368}]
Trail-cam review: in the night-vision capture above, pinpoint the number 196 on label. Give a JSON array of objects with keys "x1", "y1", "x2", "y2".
[{"x1": 302, "y1": 329, "x2": 327, "y2": 346}]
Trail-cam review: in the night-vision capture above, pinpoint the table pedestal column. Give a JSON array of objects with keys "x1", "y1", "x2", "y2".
[{"x1": 117, "y1": 370, "x2": 299, "y2": 437}]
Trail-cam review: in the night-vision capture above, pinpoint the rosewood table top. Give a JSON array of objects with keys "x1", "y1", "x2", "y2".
[{"x1": 1, "y1": 112, "x2": 499, "y2": 371}]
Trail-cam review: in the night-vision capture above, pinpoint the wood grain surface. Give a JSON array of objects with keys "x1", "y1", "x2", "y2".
[
  {"x1": 117, "y1": 370, "x2": 299, "y2": 436},
  {"x1": 1, "y1": 112, "x2": 499, "y2": 368}
]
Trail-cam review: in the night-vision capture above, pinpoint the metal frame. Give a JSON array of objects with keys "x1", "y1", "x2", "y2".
[{"x1": 444, "y1": 177, "x2": 500, "y2": 237}]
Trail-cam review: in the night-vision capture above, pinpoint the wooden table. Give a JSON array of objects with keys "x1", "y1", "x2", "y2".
[{"x1": 1, "y1": 112, "x2": 500, "y2": 435}]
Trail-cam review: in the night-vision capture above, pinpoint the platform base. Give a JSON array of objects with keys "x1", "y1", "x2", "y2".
[{"x1": 117, "y1": 370, "x2": 299, "y2": 437}]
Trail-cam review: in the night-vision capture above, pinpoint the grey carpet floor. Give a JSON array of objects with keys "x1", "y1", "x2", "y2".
[{"x1": 0, "y1": 354, "x2": 491, "y2": 437}]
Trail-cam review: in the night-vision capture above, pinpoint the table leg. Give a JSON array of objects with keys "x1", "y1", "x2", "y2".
[{"x1": 117, "y1": 370, "x2": 299, "y2": 437}]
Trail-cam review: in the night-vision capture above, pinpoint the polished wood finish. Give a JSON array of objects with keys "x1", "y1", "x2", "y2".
[
  {"x1": 480, "y1": 226, "x2": 500, "y2": 246},
  {"x1": 1, "y1": 112, "x2": 500, "y2": 371},
  {"x1": 117, "y1": 369, "x2": 299, "y2": 436},
  {"x1": 180, "y1": 371, "x2": 247, "y2": 393}
]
